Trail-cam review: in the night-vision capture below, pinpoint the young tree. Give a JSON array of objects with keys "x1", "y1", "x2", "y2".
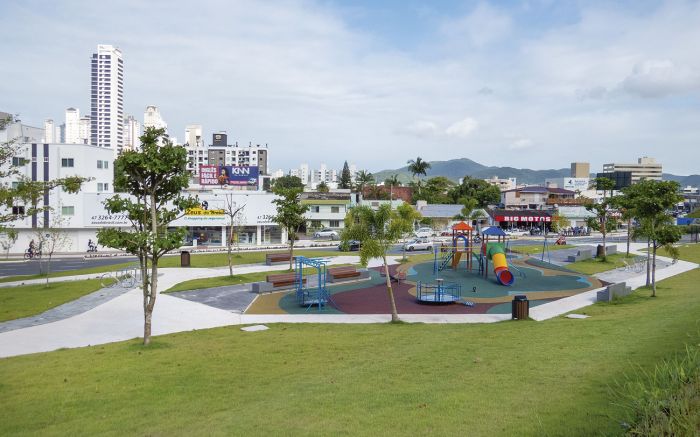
[
  {"x1": 36, "y1": 212, "x2": 72, "y2": 287},
  {"x1": 354, "y1": 170, "x2": 375, "y2": 193},
  {"x1": 272, "y1": 186, "x2": 309, "y2": 270},
  {"x1": 97, "y1": 127, "x2": 198, "y2": 345},
  {"x1": 394, "y1": 202, "x2": 422, "y2": 261},
  {"x1": 223, "y1": 194, "x2": 246, "y2": 277},
  {"x1": 339, "y1": 161, "x2": 352, "y2": 189},
  {"x1": 317, "y1": 181, "x2": 330, "y2": 193},
  {"x1": 342, "y1": 204, "x2": 405, "y2": 322},
  {"x1": 0, "y1": 229, "x2": 18, "y2": 259},
  {"x1": 273, "y1": 175, "x2": 304, "y2": 190},
  {"x1": 406, "y1": 157, "x2": 431, "y2": 194},
  {"x1": 623, "y1": 180, "x2": 683, "y2": 294},
  {"x1": 639, "y1": 218, "x2": 681, "y2": 296},
  {"x1": 585, "y1": 177, "x2": 617, "y2": 260},
  {"x1": 550, "y1": 214, "x2": 571, "y2": 234}
]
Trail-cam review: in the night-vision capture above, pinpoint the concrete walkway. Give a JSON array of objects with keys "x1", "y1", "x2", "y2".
[{"x1": 0, "y1": 247, "x2": 696, "y2": 358}]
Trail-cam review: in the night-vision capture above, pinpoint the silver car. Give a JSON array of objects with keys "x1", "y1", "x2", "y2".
[
  {"x1": 404, "y1": 239, "x2": 434, "y2": 251},
  {"x1": 313, "y1": 228, "x2": 339, "y2": 240}
]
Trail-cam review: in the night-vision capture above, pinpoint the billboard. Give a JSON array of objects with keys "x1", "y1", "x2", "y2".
[
  {"x1": 199, "y1": 165, "x2": 259, "y2": 186},
  {"x1": 562, "y1": 178, "x2": 590, "y2": 191}
]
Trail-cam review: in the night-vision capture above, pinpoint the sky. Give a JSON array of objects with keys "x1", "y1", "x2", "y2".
[{"x1": 0, "y1": 0, "x2": 699, "y2": 175}]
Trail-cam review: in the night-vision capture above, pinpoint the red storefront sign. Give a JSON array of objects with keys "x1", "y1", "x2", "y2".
[{"x1": 494, "y1": 215, "x2": 552, "y2": 223}]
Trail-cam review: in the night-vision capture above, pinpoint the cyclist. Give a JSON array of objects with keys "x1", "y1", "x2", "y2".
[
  {"x1": 28, "y1": 239, "x2": 36, "y2": 257},
  {"x1": 87, "y1": 239, "x2": 97, "y2": 252}
]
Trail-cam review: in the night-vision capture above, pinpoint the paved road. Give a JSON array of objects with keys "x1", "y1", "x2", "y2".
[{"x1": 0, "y1": 255, "x2": 138, "y2": 277}]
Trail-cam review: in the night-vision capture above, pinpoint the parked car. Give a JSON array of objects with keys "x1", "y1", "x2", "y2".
[
  {"x1": 339, "y1": 240, "x2": 361, "y2": 251},
  {"x1": 313, "y1": 228, "x2": 339, "y2": 240},
  {"x1": 404, "y1": 239, "x2": 434, "y2": 251},
  {"x1": 505, "y1": 229, "x2": 529, "y2": 237},
  {"x1": 413, "y1": 227, "x2": 436, "y2": 238}
]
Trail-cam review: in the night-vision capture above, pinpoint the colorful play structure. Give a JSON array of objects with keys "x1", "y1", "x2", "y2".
[
  {"x1": 294, "y1": 256, "x2": 334, "y2": 312},
  {"x1": 432, "y1": 222, "x2": 517, "y2": 287}
]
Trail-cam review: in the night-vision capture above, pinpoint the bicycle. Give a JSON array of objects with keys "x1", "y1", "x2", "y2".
[{"x1": 23, "y1": 249, "x2": 42, "y2": 260}]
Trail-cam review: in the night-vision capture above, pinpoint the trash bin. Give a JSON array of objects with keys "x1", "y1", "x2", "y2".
[
  {"x1": 180, "y1": 251, "x2": 191, "y2": 267},
  {"x1": 512, "y1": 295, "x2": 529, "y2": 320},
  {"x1": 596, "y1": 244, "x2": 605, "y2": 258}
]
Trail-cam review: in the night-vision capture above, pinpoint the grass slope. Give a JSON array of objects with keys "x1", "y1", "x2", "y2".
[
  {"x1": 0, "y1": 279, "x2": 109, "y2": 322},
  {"x1": 567, "y1": 253, "x2": 637, "y2": 275},
  {"x1": 1, "y1": 258, "x2": 699, "y2": 434}
]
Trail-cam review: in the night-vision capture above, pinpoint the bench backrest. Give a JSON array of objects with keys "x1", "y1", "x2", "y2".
[
  {"x1": 266, "y1": 273, "x2": 297, "y2": 282},
  {"x1": 329, "y1": 266, "x2": 357, "y2": 274}
]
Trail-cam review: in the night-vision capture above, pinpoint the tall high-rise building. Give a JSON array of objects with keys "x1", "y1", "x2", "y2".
[
  {"x1": 143, "y1": 105, "x2": 167, "y2": 131},
  {"x1": 43, "y1": 119, "x2": 55, "y2": 143},
  {"x1": 65, "y1": 107, "x2": 80, "y2": 144},
  {"x1": 58, "y1": 123, "x2": 66, "y2": 143},
  {"x1": 90, "y1": 44, "x2": 124, "y2": 153},
  {"x1": 602, "y1": 157, "x2": 662, "y2": 183},
  {"x1": 570, "y1": 162, "x2": 590, "y2": 178},
  {"x1": 123, "y1": 115, "x2": 141, "y2": 151},
  {"x1": 78, "y1": 115, "x2": 91, "y2": 144},
  {"x1": 185, "y1": 124, "x2": 203, "y2": 147}
]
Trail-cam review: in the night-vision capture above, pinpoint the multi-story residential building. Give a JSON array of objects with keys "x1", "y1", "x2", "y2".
[
  {"x1": 43, "y1": 119, "x2": 55, "y2": 143},
  {"x1": 78, "y1": 116, "x2": 91, "y2": 145},
  {"x1": 58, "y1": 123, "x2": 66, "y2": 143},
  {"x1": 570, "y1": 162, "x2": 590, "y2": 178},
  {"x1": 184, "y1": 125, "x2": 205, "y2": 176},
  {"x1": 90, "y1": 44, "x2": 124, "y2": 154},
  {"x1": 122, "y1": 115, "x2": 140, "y2": 151},
  {"x1": 500, "y1": 186, "x2": 577, "y2": 210},
  {"x1": 301, "y1": 192, "x2": 354, "y2": 231},
  {"x1": 484, "y1": 175, "x2": 517, "y2": 191},
  {"x1": 602, "y1": 157, "x2": 662, "y2": 183},
  {"x1": 143, "y1": 105, "x2": 167, "y2": 131},
  {"x1": 299, "y1": 163, "x2": 310, "y2": 185},
  {"x1": 65, "y1": 107, "x2": 80, "y2": 144},
  {"x1": 0, "y1": 114, "x2": 44, "y2": 144},
  {"x1": 205, "y1": 132, "x2": 269, "y2": 175}
]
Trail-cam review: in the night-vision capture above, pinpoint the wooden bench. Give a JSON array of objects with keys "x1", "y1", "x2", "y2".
[
  {"x1": 329, "y1": 266, "x2": 361, "y2": 281},
  {"x1": 266, "y1": 273, "x2": 305, "y2": 288},
  {"x1": 379, "y1": 269, "x2": 407, "y2": 284},
  {"x1": 266, "y1": 253, "x2": 292, "y2": 266}
]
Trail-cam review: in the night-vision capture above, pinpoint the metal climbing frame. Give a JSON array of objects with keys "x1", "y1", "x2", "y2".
[{"x1": 295, "y1": 256, "x2": 334, "y2": 312}]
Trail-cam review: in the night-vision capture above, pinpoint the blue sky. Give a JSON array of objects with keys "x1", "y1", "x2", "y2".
[{"x1": 1, "y1": 0, "x2": 699, "y2": 175}]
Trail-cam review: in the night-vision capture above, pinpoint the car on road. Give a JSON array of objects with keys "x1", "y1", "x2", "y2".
[
  {"x1": 339, "y1": 240, "x2": 361, "y2": 251},
  {"x1": 313, "y1": 228, "x2": 339, "y2": 240},
  {"x1": 505, "y1": 229, "x2": 529, "y2": 237},
  {"x1": 413, "y1": 227, "x2": 436, "y2": 238},
  {"x1": 404, "y1": 239, "x2": 434, "y2": 251}
]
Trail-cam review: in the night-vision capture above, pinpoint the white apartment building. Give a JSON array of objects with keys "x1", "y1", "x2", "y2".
[
  {"x1": 90, "y1": 44, "x2": 124, "y2": 154},
  {"x1": 206, "y1": 133, "x2": 269, "y2": 175},
  {"x1": 78, "y1": 115, "x2": 91, "y2": 145},
  {"x1": 484, "y1": 175, "x2": 517, "y2": 191},
  {"x1": 603, "y1": 157, "x2": 662, "y2": 183},
  {"x1": 43, "y1": 119, "x2": 55, "y2": 143},
  {"x1": 0, "y1": 142, "x2": 115, "y2": 253},
  {"x1": 65, "y1": 107, "x2": 80, "y2": 144},
  {"x1": 144, "y1": 105, "x2": 167, "y2": 131},
  {"x1": 0, "y1": 115, "x2": 44, "y2": 144},
  {"x1": 123, "y1": 115, "x2": 141, "y2": 151}
]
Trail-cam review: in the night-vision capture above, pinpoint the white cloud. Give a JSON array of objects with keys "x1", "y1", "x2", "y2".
[
  {"x1": 442, "y1": 2, "x2": 512, "y2": 47},
  {"x1": 400, "y1": 120, "x2": 439, "y2": 138},
  {"x1": 508, "y1": 138, "x2": 534, "y2": 151},
  {"x1": 445, "y1": 117, "x2": 479, "y2": 139},
  {"x1": 620, "y1": 60, "x2": 700, "y2": 98}
]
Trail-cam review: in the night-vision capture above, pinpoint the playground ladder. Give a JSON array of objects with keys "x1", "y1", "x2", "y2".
[{"x1": 439, "y1": 251, "x2": 454, "y2": 271}]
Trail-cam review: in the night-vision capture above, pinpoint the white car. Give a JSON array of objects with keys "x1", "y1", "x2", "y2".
[
  {"x1": 313, "y1": 228, "x2": 339, "y2": 240},
  {"x1": 404, "y1": 239, "x2": 434, "y2": 251},
  {"x1": 413, "y1": 227, "x2": 436, "y2": 238},
  {"x1": 505, "y1": 229, "x2": 529, "y2": 237}
]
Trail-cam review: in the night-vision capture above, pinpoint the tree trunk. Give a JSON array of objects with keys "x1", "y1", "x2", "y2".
[
  {"x1": 626, "y1": 217, "x2": 631, "y2": 257},
  {"x1": 45, "y1": 253, "x2": 52, "y2": 288},
  {"x1": 651, "y1": 243, "x2": 657, "y2": 297},
  {"x1": 645, "y1": 237, "x2": 651, "y2": 286},
  {"x1": 382, "y1": 255, "x2": 399, "y2": 322},
  {"x1": 227, "y1": 225, "x2": 233, "y2": 277},
  {"x1": 601, "y1": 215, "x2": 607, "y2": 260},
  {"x1": 288, "y1": 230, "x2": 294, "y2": 271},
  {"x1": 143, "y1": 192, "x2": 159, "y2": 346}
]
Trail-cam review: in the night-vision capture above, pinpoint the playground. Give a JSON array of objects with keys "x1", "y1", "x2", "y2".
[{"x1": 245, "y1": 222, "x2": 605, "y2": 315}]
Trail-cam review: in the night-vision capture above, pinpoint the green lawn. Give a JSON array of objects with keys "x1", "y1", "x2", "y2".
[
  {"x1": 658, "y1": 243, "x2": 700, "y2": 264},
  {"x1": 0, "y1": 279, "x2": 110, "y2": 322},
  {"x1": 0, "y1": 248, "x2": 351, "y2": 284},
  {"x1": 1, "y1": 258, "x2": 699, "y2": 434},
  {"x1": 510, "y1": 244, "x2": 574, "y2": 255},
  {"x1": 567, "y1": 253, "x2": 638, "y2": 275},
  {"x1": 165, "y1": 265, "x2": 351, "y2": 293}
]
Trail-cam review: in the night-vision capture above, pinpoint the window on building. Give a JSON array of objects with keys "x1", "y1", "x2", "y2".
[
  {"x1": 331, "y1": 206, "x2": 340, "y2": 213},
  {"x1": 311, "y1": 206, "x2": 320, "y2": 213},
  {"x1": 11, "y1": 157, "x2": 25, "y2": 166},
  {"x1": 97, "y1": 182, "x2": 109, "y2": 192},
  {"x1": 12, "y1": 206, "x2": 24, "y2": 215},
  {"x1": 330, "y1": 220, "x2": 340, "y2": 228},
  {"x1": 61, "y1": 158, "x2": 74, "y2": 167},
  {"x1": 61, "y1": 206, "x2": 75, "y2": 216}
]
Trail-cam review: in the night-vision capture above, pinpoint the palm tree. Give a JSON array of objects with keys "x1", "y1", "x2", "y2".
[
  {"x1": 384, "y1": 174, "x2": 401, "y2": 201},
  {"x1": 406, "y1": 157, "x2": 431, "y2": 195},
  {"x1": 317, "y1": 181, "x2": 330, "y2": 193},
  {"x1": 354, "y1": 170, "x2": 375, "y2": 193}
]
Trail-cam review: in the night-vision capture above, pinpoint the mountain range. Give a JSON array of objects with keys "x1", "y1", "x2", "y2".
[{"x1": 371, "y1": 157, "x2": 700, "y2": 187}]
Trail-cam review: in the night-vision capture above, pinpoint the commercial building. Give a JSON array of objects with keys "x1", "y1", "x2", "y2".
[
  {"x1": 488, "y1": 209, "x2": 553, "y2": 230},
  {"x1": 500, "y1": 186, "x2": 576, "y2": 210},
  {"x1": 484, "y1": 175, "x2": 517, "y2": 191},
  {"x1": 602, "y1": 157, "x2": 662, "y2": 183},
  {"x1": 90, "y1": 44, "x2": 124, "y2": 154},
  {"x1": 570, "y1": 162, "x2": 590, "y2": 178}
]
